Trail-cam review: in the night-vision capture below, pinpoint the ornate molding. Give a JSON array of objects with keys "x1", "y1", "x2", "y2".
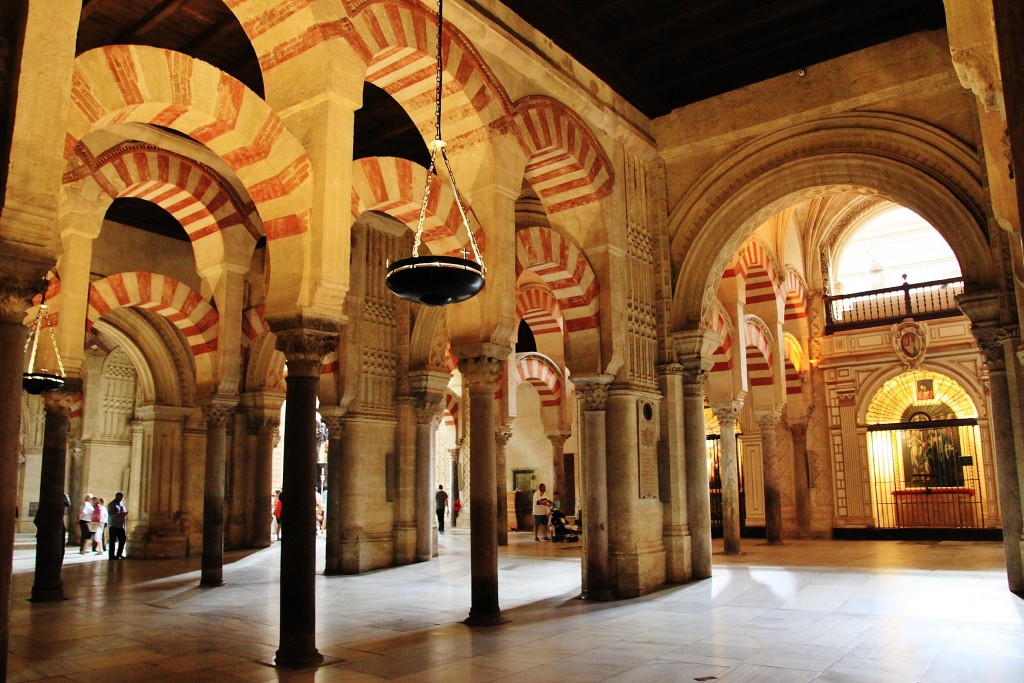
[
  {"x1": 975, "y1": 325, "x2": 1020, "y2": 372},
  {"x1": 892, "y1": 319, "x2": 928, "y2": 369}
]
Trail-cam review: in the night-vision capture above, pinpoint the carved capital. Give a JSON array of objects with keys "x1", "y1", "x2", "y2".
[
  {"x1": 975, "y1": 325, "x2": 1019, "y2": 372},
  {"x1": 42, "y1": 389, "x2": 79, "y2": 415},
  {"x1": 656, "y1": 362, "x2": 684, "y2": 377},
  {"x1": 0, "y1": 255, "x2": 50, "y2": 324},
  {"x1": 245, "y1": 413, "x2": 279, "y2": 436},
  {"x1": 416, "y1": 403, "x2": 443, "y2": 425},
  {"x1": 458, "y1": 355, "x2": 505, "y2": 395},
  {"x1": 575, "y1": 375, "x2": 612, "y2": 411},
  {"x1": 274, "y1": 328, "x2": 337, "y2": 377},
  {"x1": 201, "y1": 398, "x2": 236, "y2": 428},
  {"x1": 320, "y1": 414, "x2": 344, "y2": 437},
  {"x1": 836, "y1": 387, "x2": 857, "y2": 407},
  {"x1": 495, "y1": 429, "x2": 513, "y2": 448},
  {"x1": 547, "y1": 433, "x2": 568, "y2": 451},
  {"x1": 756, "y1": 412, "x2": 781, "y2": 432},
  {"x1": 394, "y1": 395, "x2": 417, "y2": 408},
  {"x1": 710, "y1": 401, "x2": 742, "y2": 428},
  {"x1": 789, "y1": 421, "x2": 808, "y2": 441},
  {"x1": 682, "y1": 367, "x2": 708, "y2": 396}
]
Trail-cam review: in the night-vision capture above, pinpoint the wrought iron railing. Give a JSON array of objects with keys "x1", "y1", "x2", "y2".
[{"x1": 824, "y1": 276, "x2": 964, "y2": 334}]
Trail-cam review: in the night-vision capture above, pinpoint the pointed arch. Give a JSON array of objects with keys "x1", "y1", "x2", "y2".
[{"x1": 729, "y1": 238, "x2": 783, "y2": 305}]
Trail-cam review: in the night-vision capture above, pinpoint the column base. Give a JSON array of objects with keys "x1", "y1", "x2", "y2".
[
  {"x1": 581, "y1": 588, "x2": 615, "y2": 601},
  {"x1": 199, "y1": 577, "x2": 224, "y2": 587},
  {"x1": 463, "y1": 611, "x2": 509, "y2": 626},
  {"x1": 129, "y1": 525, "x2": 189, "y2": 559},
  {"x1": 274, "y1": 648, "x2": 324, "y2": 670},
  {"x1": 29, "y1": 586, "x2": 66, "y2": 602}
]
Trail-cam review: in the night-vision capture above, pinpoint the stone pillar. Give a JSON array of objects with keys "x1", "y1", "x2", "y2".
[
  {"x1": 758, "y1": 412, "x2": 784, "y2": 545},
  {"x1": 273, "y1": 328, "x2": 335, "y2": 668},
  {"x1": 126, "y1": 419, "x2": 145, "y2": 536},
  {"x1": 576, "y1": 375, "x2": 613, "y2": 600},
  {"x1": 415, "y1": 406, "x2": 441, "y2": 560},
  {"x1": 790, "y1": 420, "x2": 812, "y2": 537},
  {"x1": 200, "y1": 398, "x2": 235, "y2": 587},
  {"x1": 979, "y1": 326, "x2": 1024, "y2": 592},
  {"x1": 456, "y1": 346, "x2": 507, "y2": 625},
  {"x1": 495, "y1": 427, "x2": 512, "y2": 546},
  {"x1": 129, "y1": 405, "x2": 192, "y2": 558},
  {"x1": 450, "y1": 447, "x2": 462, "y2": 527},
  {"x1": 0, "y1": 275, "x2": 44, "y2": 673},
  {"x1": 31, "y1": 388, "x2": 77, "y2": 602},
  {"x1": 392, "y1": 397, "x2": 417, "y2": 564},
  {"x1": 548, "y1": 432, "x2": 568, "y2": 508},
  {"x1": 712, "y1": 402, "x2": 743, "y2": 555},
  {"x1": 657, "y1": 363, "x2": 690, "y2": 582},
  {"x1": 683, "y1": 369, "x2": 712, "y2": 579},
  {"x1": 242, "y1": 395, "x2": 281, "y2": 550},
  {"x1": 320, "y1": 411, "x2": 344, "y2": 574},
  {"x1": 67, "y1": 443, "x2": 85, "y2": 545}
]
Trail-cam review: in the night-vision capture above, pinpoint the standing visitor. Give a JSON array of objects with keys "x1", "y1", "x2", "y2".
[
  {"x1": 533, "y1": 483, "x2": 551, "y2": 541},
  {"x1": 435, "y1": 485, "x2": 449, "y2": 533},
  {"x1": 273, "y1": 490, "x2": 283, "y2": 540},
  {"x1": 78, "y1": 494, "x2": 94, "y2": 554},
  {"x1": 107, "y1": 492, "x2": 127, "y2": 560}
]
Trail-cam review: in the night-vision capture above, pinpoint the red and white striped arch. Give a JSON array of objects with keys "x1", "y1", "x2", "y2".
[
  {"x1": 743, "y1": 317, "x2": 774, "y2": 387},
  {"x1": 350, "y1": 2, "x2": 508, "y2": 148},
  {"x1": 513, "y1": 353, "x2": 562, "y2": 408},
  {"x1": 782, "y1": 333, "x2": 804, "y2": 395},
  {"x1": 516, "y1": 227, "x2": 599, "y2": 333},
  {"x1": 86, "y1": 272, "x2": 217, "y2": 383},
  {"x1": 784, "y1": 267, "x2": 809, "y2": 321},
  {"x1": 442, "y1": 390, "x2": 460, "y2": 428},
  {"x1": 67, "y1": 46, "x2": 313, "y2": 316},
  {"x1": 241, "y1": 305, "x2": 269, "y2": 344},
  {"x1": 726, "y1": 240, "x2": 782, "y2": 305},
  {"x1": 512, "y1": 96, "x2": 614, "y2": 214},
  {"x1": 65, "y1": 143, "x2": 258, "y2": 238},
  {"x1": 517, "y1": 284, "x2": 563, "y2": 336},
  {"x1": 351, "y1": 156, "x2": 484, "y2": 255},
  {"x1": 708, "y1": 303, "x2": 734, "y2": 373}
]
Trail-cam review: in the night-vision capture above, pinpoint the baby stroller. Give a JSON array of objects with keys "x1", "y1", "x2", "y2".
[{"x1": 550, "y1": 508, "x2": 580, "y2": 543}]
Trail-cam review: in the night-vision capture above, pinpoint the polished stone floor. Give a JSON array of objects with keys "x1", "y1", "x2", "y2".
[{"x1": 7, "y1": 530, "x2": 1024, "y2": 681}]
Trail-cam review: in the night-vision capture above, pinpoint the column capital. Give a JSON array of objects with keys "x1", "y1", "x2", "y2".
[
  {"x1": 42, "y1": 386, "x2": 80, "y2": 414},
  {"x1": 457, "y1": 355, "x2": 505, "y2": 395},
  {"x1": 756, "y1": 411, "x2": 781, "y2": 431},
  {"x1": 710, "y1": 401, "x2": 742, "y2": 427},
  {"x1": 201, "y1": 397, "x2": 237, "y2": 427},
  {"x1": 682, "y1": 368, "x2": 709, "y2": 396},
  {"x1": 974, "y1": 324, "x2": 1020, "y2": 371},
  {"x1": 574, "y1": 374, "x2": 613, "y2": 411},
  {"x1": 416, "y1": 404, "x2": 443, "y2": 426},
  {"x1": 656, "y1": 362, "x2": 684, "y2": 377},
  {"x1": 495, "y1": 428, "x2": 513, "y2": 448},
  {"x1": 547, "y1": 432, "x2": 569, "y2": 449},
  {"x1": 0, "y1": 257, "x2": 50, "y2": 324},
  {"x1": 789, "y1": 421, "x2": 808, "y2": 441},
  {"x1": 272, "y1": 326, "x2": 338, "y2": 376},
  {"x1": 319, "y1": 412, "x2": 345, "y2": 436},
  {"x1": 245, "y1": 413, "x2": 279, "y2": 436},
  {"x1": 394, "y1": 395, "x2": 417, "y2": 408}
]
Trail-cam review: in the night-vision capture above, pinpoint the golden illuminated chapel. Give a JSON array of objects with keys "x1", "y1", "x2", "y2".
[{"x1": 1, "y1": 0, "x2": 1024, "y2": 676}]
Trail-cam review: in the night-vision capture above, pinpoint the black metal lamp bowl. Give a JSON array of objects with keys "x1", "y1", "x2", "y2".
[
  {"x1": 386, "y1": 254, "x2": 485, "y2": 307},
  {"x1": 23, "y1": 372, "x2": 66, "y2": 395}
]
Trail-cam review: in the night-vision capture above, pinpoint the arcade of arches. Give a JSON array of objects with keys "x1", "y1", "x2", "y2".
[{"x1": 2, "y1": 0, "x2": 1024, "y2": 673}]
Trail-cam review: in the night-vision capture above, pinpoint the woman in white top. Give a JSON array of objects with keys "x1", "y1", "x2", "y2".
[{"x1": 78, "y1": 494, "x2": 94, "y2": 554}]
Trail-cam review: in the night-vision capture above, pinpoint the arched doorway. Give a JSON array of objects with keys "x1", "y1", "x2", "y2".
[{"x1": 865, "y1": 369, "x2": 992, "y2": 531}]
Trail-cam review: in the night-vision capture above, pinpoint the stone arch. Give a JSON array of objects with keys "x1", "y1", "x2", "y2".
[
  {"x1": 241, "y1": 305, "x2": 270, "y2": 345},
  {"x1": 442, "y1": 389, "x2": 460, "y2": 429},
  {"x1": 708, "y1": 300, "x2": 734, "y2": 373},
  {"x1": 67, "y1": 45, "x2": 314, "y2": 319},
  {"x1": 62, "y1": 142, "x2": 259, "y2": 275},
  {"x1": 743, "y1": 314, "x2": 774, "y2": 387},
  {"x1": 783, "y1": 267, "x2": 809, "y2": 322},
  {"x1": 730, "y1": 238, "x2": 783, "y2": 305},
  {"x1": 510, "y1": 96, "x2": 614, "y2": 215},
  {"x1": 513, "y1": 352, "x2": 563, "y2": 408},
  {"x1": 671, "y1": 113, "x2": 992, "y2": 330},
  {"x1": 87, "y1": 272, "x2": 217, "y2": 388},
  {"x1": 516, "y1": 284, "x2": 563, "y2": 336},
  {"x1": 781, "y1": 332, "x2": 804, "y2": 396},
  {"x1": 349, "y1": 0, "x2": 508, "y2": 146},
  {"x1": 855, "y1": 361, "x2": 988, "y2": 426},
  {"x1": 351, "y1": 156, "x2": 482, "y2": 255},
  {"x1": 243, "y1": 332, "x2": 287, "y2": 394},
  {"x1": 409, "y1": 305, "x2": 449, "y2": 371}
]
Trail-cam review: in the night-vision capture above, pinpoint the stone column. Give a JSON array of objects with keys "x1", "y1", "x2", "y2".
[
  {"x1": 244, "y1": 403, "x2": 280, "y2": 550},
  {"x1": 392, "y1": 397, "x2": 417, "y2": 564},
  {"x1": 790, "y1": 420, "x2": 812, "y2": 537},
  {"x1": 450, "y1": 447, "x2": 462, "y2": 527},
  {"x1": 67, "y1": 443, "x2": 85, "y2": 545},
  {"x1": 712, "y1": 402, "x2": 743, "y2": 554},
  {"x1": 320, "y1": 411, "x2": 344, "y2": 574},
  {"x1": 576, "y1": 375, "x2": 613, "y2": 600},
  {"x1": 979, "y1": 327, "x2": 1024, "y2": 592},
  {"x1": 415, "y1": 406, "x2": 442, "y2": 560},
  {"x1": 273, "y1": 328, "x2": 335, "y2": 668},
  {"x1": 200, "y1": 398, "x2": 235, "y2": 587},
  {"x1": 548, "y1": 432, "x2": 568, "y2": 508},
  {"x1": 683, "y1": 369, "x2": 712, "y2": 578},
  {"x1": 456, "y1": 346, "x2": 507, "y2": 625},
  {"x1": 495, "y1": 427, "x2": 512, "y2": 546},
  {"x1": 758, "y1": 412, "x2": 784, "y2": 545},
  {"x1": 0, "y1": 274, "x2": 45, "y2": 673},
  {"x1": 31, "y1": 387, "x2": 77, "y2": 602},
  {"x1": 657, "y1": 363, "x2": 690, "y2": 582},
  {"x1": 126, "y1": 419, "x2": 145, "y2": 535}
]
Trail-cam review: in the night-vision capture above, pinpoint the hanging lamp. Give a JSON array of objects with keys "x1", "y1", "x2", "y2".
[
  {"x1": 23, "y1": 272, "x2": 66, "y2": 395},
  {"x1": 385, "y1": 0, "x2": 485, "y2": 307}
]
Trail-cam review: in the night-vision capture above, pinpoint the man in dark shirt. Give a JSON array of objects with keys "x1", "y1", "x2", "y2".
[
  {"x1": 107, "y1": 492, "x2": 128, "y2": 560},
  {"x1": 435, "y1": 485, "x2": 449, "y2": 533}
]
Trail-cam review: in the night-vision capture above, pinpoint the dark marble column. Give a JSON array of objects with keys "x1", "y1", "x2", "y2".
[
  {"x1": 495, "y1": 427, "x2": 512, "y2": 546},
  {"x1": 273, "y1": 327, "x2": 335, "y2": 668},
  {"x1": 31, "y1": 387, "x2": 77, "y2": 601},
  {"x1": 790, "y1": 420, "x2": 812, "y2": 537},
  {"x1": 200, "y1": 398, "x2": 235, "y2": 587},
  {"x1": 712, "y1": 402, "x2": 742, "y2": 555},
  {"x1": 245, "y1": 404, "x2": 280, "y2": 550},
  {"x1": 320, "y1": 411, "x2": 344, "y2": 575},
  {"x1": 576, "y1": 375, "x2": 613, "y2": 600},
  {"x1": 456, "y1": 345, "x2": 507, "y2": 625},
  {"x1": 758, "y1": 412, "x2": 784, "y2": 546},
  {"x1": 0, "y1": 273, "x2": 45, "y2": 674},
  {"x1": 683, "y1": 369, "x2": 712, "y2": 578}
]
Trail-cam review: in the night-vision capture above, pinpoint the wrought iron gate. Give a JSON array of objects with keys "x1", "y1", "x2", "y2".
[
  {"x1": 867, "y1": 419, "x2": 985, "y2": 529},
  {"x1": 708, "y1": 435, "x2": 745, "y2": 537}
]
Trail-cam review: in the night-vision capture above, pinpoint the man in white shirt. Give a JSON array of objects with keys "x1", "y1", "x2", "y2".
[{"x1": 533, "y1": 483, "x2": 551, "y2": 541}]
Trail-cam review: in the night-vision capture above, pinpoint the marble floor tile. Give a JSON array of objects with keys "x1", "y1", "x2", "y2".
[{"x1": 7, "y1": 533, "x2": 1024, "y2": 682}]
